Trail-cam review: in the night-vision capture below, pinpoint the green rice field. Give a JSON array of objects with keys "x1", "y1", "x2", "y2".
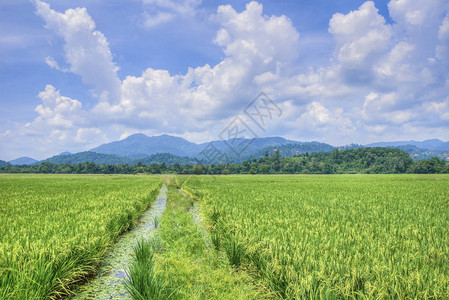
[
  {"x1": 1, "y1": 174, "x2": 449, "y2": 299},
  {"x1": 0, "y1": 174, "x2": 161, "y2": 299},
  {"x1": 181, "y1": 175, "x2": 449, "y2": 298}
]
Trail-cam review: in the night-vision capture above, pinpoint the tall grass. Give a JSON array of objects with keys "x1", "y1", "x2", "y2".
[
  {"x1": 182, "y1": 174, "x2": 449, "y2": 299},
  {"x1": 124, "y1": 238, "x2": 169, "y2": 300},
  {"x1": 126, "y1": 182, "x2": 267, "y2": 299},
  {"x1": 0, "y1": 174, "x2": 162, "y2": 299}
]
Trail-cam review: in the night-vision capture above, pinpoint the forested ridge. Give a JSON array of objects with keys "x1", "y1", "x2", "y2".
[{"x1": 1, "y1": 147, "x2": 447, "y2": 174}]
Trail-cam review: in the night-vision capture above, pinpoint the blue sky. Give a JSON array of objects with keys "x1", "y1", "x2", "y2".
[{"x1": 1, "y1": 0, "x2": 448, "y2": 160}]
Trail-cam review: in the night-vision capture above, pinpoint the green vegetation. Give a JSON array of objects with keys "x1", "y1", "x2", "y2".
[
  {"x1": 45, "y1": 151, "x2": 130, "y2": 164},
  {"x1": 125, "y1": 238, "x2": 170, "y2": 300},
  {"x1": 0, "y1": 174, "x2": 162, "y2": 299},
  {"x1": 389, "y1": 145, "x2": 449, "y2": 161},
  {"x1": 43, "y1": 151, "x2": 197, "y2": 166},
  {"x1": 242, "y1": 147, "x2": 416, "y2": 174},
  {"x1": 409, "y1": 156, "x2": 449, "y2": 173},
  {"x1": 2, "y1": 173, "x2": 449, "y2": 299},
  {"x1": 2, "y1": 147, "x2": 448, "y2": 175},
  {"x1": 181, "y1": 174, "x2": 449, "y2": 298},
  {"x1": 125, "y1": 180, "x2": 268, "y2": 299},
  {"x1": 250, "y1": 142, "x2": 334, "y2": 159}
]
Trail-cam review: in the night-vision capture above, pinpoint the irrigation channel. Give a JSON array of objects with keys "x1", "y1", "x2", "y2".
[{"x1": 71, "y1": 184, "x2": 167, "y2": 299}]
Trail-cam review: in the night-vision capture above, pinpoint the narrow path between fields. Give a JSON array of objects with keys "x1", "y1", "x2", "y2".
[{"x1": 71, "y1": 184, "x2": 167, "y2": 299}]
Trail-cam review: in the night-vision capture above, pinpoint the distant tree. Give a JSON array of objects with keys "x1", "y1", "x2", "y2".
[
  {"x1": 411, "y1": 157, "x2": 446, "y2": 174},
  {"x1": 193, "y1": 164, "x2": 204, "y2": 175},
  {"x1": 39, "y1": 165, "x2": 49, "y2": 174},
  {"x1": 249, "y1": 166, "x2": 257, "y2": 174},
  {"x1": 172, "y1": 163, "x2": 182, "y2": 173},
  {"x1": 332, "y1": 148, "x2": 340, "y2": 161},
  {"x1": 259, "y1": 164, "x2": 269, "y2": 174},
  {"x1": 1, "y1": 146, "x2": 434, "y2": 175}
]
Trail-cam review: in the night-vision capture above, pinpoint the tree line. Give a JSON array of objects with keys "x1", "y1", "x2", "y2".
[{"x1": 1, "y1": 147, "x2": 448, "y2": 175}]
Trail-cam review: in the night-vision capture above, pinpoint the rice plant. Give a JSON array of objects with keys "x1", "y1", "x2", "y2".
[
  {"x1": 125, "y1": 238, "x2": 169, "y2": 300},
  {"x1": 152, "y1": 216, "x2": 160, "y2": 228}
]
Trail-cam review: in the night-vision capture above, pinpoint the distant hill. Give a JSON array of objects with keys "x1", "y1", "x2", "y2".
[
  {"x1": 250, "y1": 142, "x2": 334, "y2": 159},
  {"x1": 9, "y1": 157, "x2": 38, "y2": 165},
  {"x1": 90, "y1": 134, "x2": 303, "y2": 160},
  {"x1": 285, "y1": 147, "x2": 414, "y2": 174},
  {"x1": 133, "y1": 153, "x2": 199, "y2": 165},
  {"x1": 43, "y1": 152, "x2": 130, "y2": 165},
  {"x1": 339, "y1": 144, "x2": 365, "y2": 150},
  {"x1": 200, "y1": 136, "x2": 301, "y2": 158},
  {"x1": 41, "y1": 151, "x2": 199, "y2": 166},
  {"x1": 366, "y1": 139, "x2": 449, "y2": 151},
  {"x1": 0, "y1": 160, "x2": 9, "y2": 167},
  {"x1": 11, "y1": 133, "x2": 447, "y2": 166},
  {"x1": 90, "y1": 134, "x2": 200, "y2": 158},
  {"x1": 89, "y1": 133, "x2": 449, "y2": 163},
  {"x1": 387, "y1": 145, "x2": 449, "y2": 161}
]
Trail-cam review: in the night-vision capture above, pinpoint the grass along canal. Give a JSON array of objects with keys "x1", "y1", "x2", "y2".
[
  {"x1": 122, "y1": 181, "x2": 270, "y2": 299},
  {"x1": 71, "y1": 184, "x2": 167, "y2": 299}
]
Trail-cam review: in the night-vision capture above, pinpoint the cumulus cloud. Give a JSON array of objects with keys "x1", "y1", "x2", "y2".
[
  {"x1": 0, "y1": 85, "x2": 107, "y2": 160},
  {"x1": 294, "y1": 0, "x2": 449, "y2": 142},
  {"x1": 8, "y1": 1, "x2": 303, "y2": 159},
  {"x1": 215, "y1": 1, "x2": 299, "y2": 65},
  {"x1": 95, "y1": 1, "x2": 301, "y2": 133},
  {"x1": 34, "y1": 84, "x2": 84, "y2": 129},
  {"x1": 302, "y1": 102, "x2": 354, "y2": 132},
  {"x1": 34, "y1": 0, "x2": 121, "y2": 102},
  {"x1": 329, "y1": 1, "x2": 392, "y2": 76}
]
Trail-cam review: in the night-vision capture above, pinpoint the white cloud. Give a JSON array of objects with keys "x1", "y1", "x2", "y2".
[
  {"x1": 0, "y1": 85, "x2": 108, "y2": 160},
  {"x1": 302, "y1": 102, "x2": 354, "y2": 132},
  {"x1": 424, "y1": 98, "x2": 449, "y2": 121},
  {"x1": 215, "y1": 1, "x2": 299, "y2": 65},
  {"x1": 388, "y1": 0, "x2": 447, "y2": 27},
  {"x1": 45, "y1": 56, "x2": 61, "y2": 70},
  {"x1": 388, "y1": 0, "x2": 449, "y2": 63},
  {"x1": 142, "y1": 11, "x2": 173, "y2": 28},
  {"x1": 74, "y1": 127, "x2": 106, "y2": 144},
  {"x1": 141, "y1": 0, "x2": 201, "y2": 28},
  {"x1": 34, "y1": 85, "x2": 84, "y2": 129},
  {"x1": 436, "y1": 13, "x2": 449, "y2": 61},
  {"x1": 34, "y1": 0, "x2": 121, "y2": 102},
  {"x1": 329, "y1": 1, "x2": 392, "y2": 83},
  {"x1": 94, "y1": 1, "x2": 301, "y2": 135}
]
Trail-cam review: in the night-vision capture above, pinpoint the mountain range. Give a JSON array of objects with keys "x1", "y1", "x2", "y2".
[
  {"x1": 3, "y1": 134, "x2": 449, "y2": 165},
  {"x1": 90, "y1": 134, "x2": 303, "y2": 158},
  {"x1": 366, "y1": 139, "x2": 449, "y2": 151}
]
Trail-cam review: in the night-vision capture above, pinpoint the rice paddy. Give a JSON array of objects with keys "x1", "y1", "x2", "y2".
[
  {"x1": 1, "y1": 174, "x2": 449, "y2": 299},
  {"x1": 0, "y1": 174, "x2": 161, "y2": 299},
  {"x1": 181, "y1": 174, "x2": 449, "y2": 298}
]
